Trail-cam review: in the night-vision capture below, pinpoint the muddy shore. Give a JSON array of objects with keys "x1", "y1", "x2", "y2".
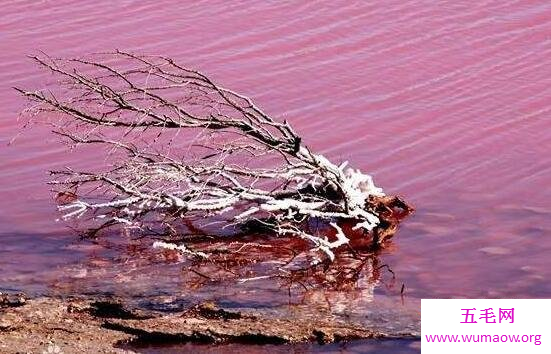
[{"x1": 0, "y1": 295, "x2": 419, "y2": 353}]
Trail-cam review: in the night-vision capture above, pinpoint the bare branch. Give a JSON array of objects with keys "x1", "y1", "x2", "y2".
[{"x1": 17, "y1": 51, "x2": 413, "y2": 262}]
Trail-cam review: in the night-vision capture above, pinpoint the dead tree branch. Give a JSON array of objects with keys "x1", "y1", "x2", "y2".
[{"x1": 17, "y1": 51, "x2": 412, "y2": 262}]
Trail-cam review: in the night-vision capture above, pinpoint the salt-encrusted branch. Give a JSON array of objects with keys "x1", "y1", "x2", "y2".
[{"x1": 17, "y1": 51, "x2": 411, "y2": 262}]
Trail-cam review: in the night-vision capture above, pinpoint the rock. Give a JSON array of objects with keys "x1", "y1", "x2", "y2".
[
  {"x1": 0, "y1": 292, "x2": 27, "y2": 308},
  {"x1": 0, "y1": 297, "x2": 418, "y2": 353}
]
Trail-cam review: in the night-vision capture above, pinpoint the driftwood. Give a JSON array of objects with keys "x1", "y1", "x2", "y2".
[{"x1": 17, "y1": 51, "x2": 412, "y2": 262}]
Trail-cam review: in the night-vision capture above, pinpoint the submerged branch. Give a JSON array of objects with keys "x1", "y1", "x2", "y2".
[{"x1": 18, "y1": 51, "x2": 412, "y2": 262}]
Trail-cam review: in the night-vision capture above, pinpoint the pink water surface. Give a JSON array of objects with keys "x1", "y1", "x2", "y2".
[{"x1": 1, "y1": 0, "x2": 551, "y2": 324}]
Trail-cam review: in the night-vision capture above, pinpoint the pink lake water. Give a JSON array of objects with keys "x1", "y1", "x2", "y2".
[{"x1": 1, "y1": 0, "x2": 551, "y2": 352}]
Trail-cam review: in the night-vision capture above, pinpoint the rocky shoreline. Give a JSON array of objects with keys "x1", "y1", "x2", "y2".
[{"x1": 0, "y1": 295, "x2": 418, "y2": 353}]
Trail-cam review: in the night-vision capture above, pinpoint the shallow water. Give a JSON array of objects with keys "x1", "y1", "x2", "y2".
[
  {"x1": 2, "y1": 0, "x2": 551, "y2": 352},
  {"x1": 125, "y1": 338, "x2": 420, "y2": 354}
]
